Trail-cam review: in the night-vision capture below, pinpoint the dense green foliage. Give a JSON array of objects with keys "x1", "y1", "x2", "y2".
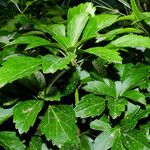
[{"x1": 0, "y1": 0, "x2": 150, "y2": 149}]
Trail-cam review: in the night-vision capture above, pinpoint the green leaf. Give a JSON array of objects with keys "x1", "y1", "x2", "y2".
[
  {"x1": 0, "y1": 131, "x2": 25, "y2": 150},
  {"x1": 122, "y1": 130, "x2": 150, "y2": 150},
  {"x1": 0, "y1": 56, "x2": 41, "y2": 88},
  {"x1": 83, "y1": 81, "x2": 116, "y2": 97},
  {"x1": 111, "y1": 132, "x2": 125, "y2": 150},
  {"x1": 0, "y1": 107, "x2": 14, "y2": 125},
  {"x1": 7, "y1": 35, "x2": 51, "y2": 50},
  {"x1": 85, "y1": 47, "x2": 122, "y2": 63},
  {"x1": 107, "y1": 34, "x2": 150, "y2": 49},
  {"x1": 82, "y1": 14, "x2": 118, "y2": 39},
  {"x1": 94, "y1": 128, "x2": 119, "y2": 150},
  {"x1": 74, "y1": 94, "x2": 105, "y2": 118},
  {"x1": 107, "y1": 98, "x2": 127, "y2": 119},
  {"x1": 67, "y1": 2, "x2": 95, "y2": 22},
  {"x1": 39, "y1": 105, "x2": 78, "y2": 147},
  {"x1": 79, "y1": 134, "x2": 94, "y2": 150},
  {"x1": 120, "y1": 65, "x2": 150, "y2": 95},
  {"x1": 35, "y1": 23, "x2": 66, "y2": 36},
  {"x1": 90, "y1": 116, "x2": 111, "y2": 131},
  {"x1": 120, "y1": 118, "x2": 137, "y2": 132},
  {"x1": 96, "y1": 27, "x2": 143, "y2": 43},
  {"x1": 53, "y1": 35, "x2": 72, "y2": 50},
  {"x1": 28, "y1": 136, "x2": 42, "y2": 150},
  {"x1": 125, "y1": 102, "x2": 140, "y2": 119},
  {"x1": 134, "y1": 105, "x2": 150, "y2": 120},
  {"x1": 42, "y1": 53, "x2": 76, "y2": 74},
  {"x1": 67, "y1": 13, "x2": 89, "y2": 46},
  {"x1": 122, "y1": 90, "x2": 146, "y2": 105},
  {"x1": 130, "y1": 0, "x2": 147, "y2": 22},
  {"x1": 13, "y1": 100, "x2": 44, "y2": 134}
]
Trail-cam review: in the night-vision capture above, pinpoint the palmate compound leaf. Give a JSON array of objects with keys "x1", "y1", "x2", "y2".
[
  {"x1": 39, "y1": 105, "x2": 78, "y2": 148},
  {"x1": 0, "y1": 131, "x2": 25, "y2": 150},
  {"x1": 42, "y1": 52, "x2": 76, "y2": 74},
  {"x1": 121, "y1": 129, "x2": 150, "y2": 150},
  {"x1": 13, "y1": 100, "x2": 44, "y2": 134},
  {"x1": 74, "y1": 94, "x2": 105, "y2": 118},
  {"x1": 94, "y1": 127, "x2": 120, "y2": 150},
  {"x1": 85, "y1": 47, "x2": 122, "y2": 63},
  {"x1": 0, "y1": 56, "x2": 42, "y2": 89},
  {"x1": 7, "y1": 35, "x2": 51, "y2": 50}
]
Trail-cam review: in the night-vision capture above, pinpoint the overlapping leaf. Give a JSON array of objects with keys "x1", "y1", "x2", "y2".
[
  {"x1": 42, "y1": 53, "x2": 76, "y2": 73},
  {"x1": 7, "y1": 35, "x2": 51, "y2": 50},
  {"x1": 82, "y1": 14, "x2": 119, "y2": 39},
  {"x1": 0, "y1": 131, "x2": 25, "y2": 150},
  {"x1": 13, "y1": 100, "x2": 44, "y2": 134},
  {"x1": 74, "y1": 94, "x2": 105, "y2": 118},
  {"x1": 0, "y1": 56, "x2": 42, "y2": 88},
  {"x1": 83, "y1": 81, "x2": 116, "y2": 97},
  {"x1": 39, "y1": 105, "x2": 78, "y2": 147}
]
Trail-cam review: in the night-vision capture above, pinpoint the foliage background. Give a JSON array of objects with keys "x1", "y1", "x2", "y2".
[{"x1": 0, "y1": 0, "x2": 150, "y2": 149}]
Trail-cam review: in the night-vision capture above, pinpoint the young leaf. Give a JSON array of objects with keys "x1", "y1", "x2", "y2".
[
  {"x1": 7, "y1": 35, "x2": 51, "y2": 50},
  {"x1": 107, "y1": 34, "x2": 150, "y2": 49},
  {"x1": 28, "y1": 136, "x2": 43, "y2": 150},
  {"x1": 0, "y1": 56, "x2": 42, "y2": 88},
  {"x1": 67, "y1": 13, "x2": 89, "y2": 46},
  {"x1": 94, "y1": 128, "x2": 119, "y2": 150},
  {"x1": 74, "y1": 94, "x2": 105, "y2": 118},
  {"x1": 0, "y1": 107, "x2": 14, "y2": 125},
  {"x1": 82, "y1": 14, "x2": 118, "y2": 39},
  {"x1": 42, "y1": 53, "x2": 76, "y2": 74},
  {"x1": 39, "y1": 105, "x2": 78, "y2": 147},
  {"x1": 122, "y1": 129, "x2": 150, "y2": 150},
  {"x1": 67, "y1": 2, "x2": 95, "y2": 22},
  {"x1": 0, "y1": 131, "x2": 25, "y2": 150},
  {"x1": 83, "y1": 81, "x2": 116, "y2": 97},
  {"x1": 122, "y1": 90, "x2": 146, "y2": 105},
  {"x1": 13, "y1": 100, "x2": 44, "y2": 134},
  {"x1": 85, "y1": 47, "x2": 122, "y2": 63},
  {"x1": 107, "y1": 98, "x2": 127, "y2": 119}
]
